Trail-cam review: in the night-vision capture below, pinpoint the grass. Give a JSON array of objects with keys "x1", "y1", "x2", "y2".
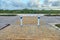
[
  {"x1": 0, "y1": 15, "x2": 16, "y2": 16},
  {"x1": 0, "y1": 9, "x2": 60, "y2": 14},
  {"x1": 44, "y1": 14, "x2": 60, "y2": 16},
  {"x1": 0, "y1": 9, "x2": 60, "y2": 16},
  {"x1": 55, "y1": 24, "x2": 60, "y2": 28}
]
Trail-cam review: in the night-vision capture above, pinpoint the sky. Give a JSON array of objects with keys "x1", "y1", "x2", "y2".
[{"x1": 0, "y1": 0, "x2": 60, "y2": 10}]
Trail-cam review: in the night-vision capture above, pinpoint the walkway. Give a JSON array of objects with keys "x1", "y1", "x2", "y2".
[{"x1": 0, "y1": 16, "x2": 60, "y2": 40}]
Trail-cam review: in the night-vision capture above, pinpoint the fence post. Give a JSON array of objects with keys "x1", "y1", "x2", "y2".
[
  {"x1": 38, "y1": 16, "x2": 40, "y2": 26},
  {"x1": 20, "y1": 16, "x2": 23, "y2": 26}
]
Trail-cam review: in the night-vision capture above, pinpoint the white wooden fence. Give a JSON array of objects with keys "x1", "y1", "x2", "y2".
[{"x1": 17, "y1": 14, "x2": 44, "y2": 26}]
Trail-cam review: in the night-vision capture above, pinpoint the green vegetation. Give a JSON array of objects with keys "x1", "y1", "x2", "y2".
[
  {"x1": 0, "y1": 15, "x2": 16, "y2": 16},
  {"x1": 0, "y1": 9, "x2": 60, "y2": 14},
  {"x1": 44, "y1": 14, "x2": 60, "y2": 16},
  {"x1": 55, "y1": 24, "x2": 60, "y2": 28},
  {"x1": 0, "y1": 9, "x2": 60, "y2": 16}
]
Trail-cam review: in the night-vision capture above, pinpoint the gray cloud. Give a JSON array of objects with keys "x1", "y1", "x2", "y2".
[
  {"x1": 0, "y1": 0, "x2": 60, "y2": 10},
  {"x1": 0, "y1": 0, "x2": 26, "y2": 10}
]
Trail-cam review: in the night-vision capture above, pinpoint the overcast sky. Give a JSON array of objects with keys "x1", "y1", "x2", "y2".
[{"x1": 0, "y1": 0, "x2": 60, "y2": 10}]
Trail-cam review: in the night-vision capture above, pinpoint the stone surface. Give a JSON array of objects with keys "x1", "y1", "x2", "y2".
[{"x1": 0, "y1": 16, "x2": 60, "y2": 40}]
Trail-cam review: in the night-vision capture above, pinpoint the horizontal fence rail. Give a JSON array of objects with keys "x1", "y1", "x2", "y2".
[{"x1": 17, "y1": 14, "x2": 44, "y2": 26}]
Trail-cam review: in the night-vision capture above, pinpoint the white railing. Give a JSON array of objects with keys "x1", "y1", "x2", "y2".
[{"x1": 17, "y1": 14, "x2": 44, "y2": 26}]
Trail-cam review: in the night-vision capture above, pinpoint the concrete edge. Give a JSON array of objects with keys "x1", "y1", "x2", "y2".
[
  {"x1": 48, "y1": 23, "x2": 60, "y2": 30},
  {"x1": 17, "y1": 14, "x2": 45, "y2": 16}
]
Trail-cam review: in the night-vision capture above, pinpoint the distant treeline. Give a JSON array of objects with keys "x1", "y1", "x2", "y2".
[{"x1": 0, "y1": 9, "x2": 60, "y2": 14}]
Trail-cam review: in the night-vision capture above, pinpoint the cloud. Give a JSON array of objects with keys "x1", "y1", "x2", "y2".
[
  {"x1": 48, "y1": 0, "x2": 58, "y2": 2},
  {"x1": 48, "y1": 0, "x2": 60, "y2": 7},
  {"x1": 0, "y1": 0, "x2": 60, "y2": 10},
  {"x1": 0, "y1": 0, "x2": 26, "y2": 10},
  {"x1": 27, "y1": 0, "x2": 40, "y2": 9},
  {"x1": 0, "y1": 0, "x2": 42, "y2": 10}
]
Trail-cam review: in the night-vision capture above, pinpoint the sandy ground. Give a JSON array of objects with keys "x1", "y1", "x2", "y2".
[{"x1": 0, "y1": 16, "x2": 60, "y2": 40}]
